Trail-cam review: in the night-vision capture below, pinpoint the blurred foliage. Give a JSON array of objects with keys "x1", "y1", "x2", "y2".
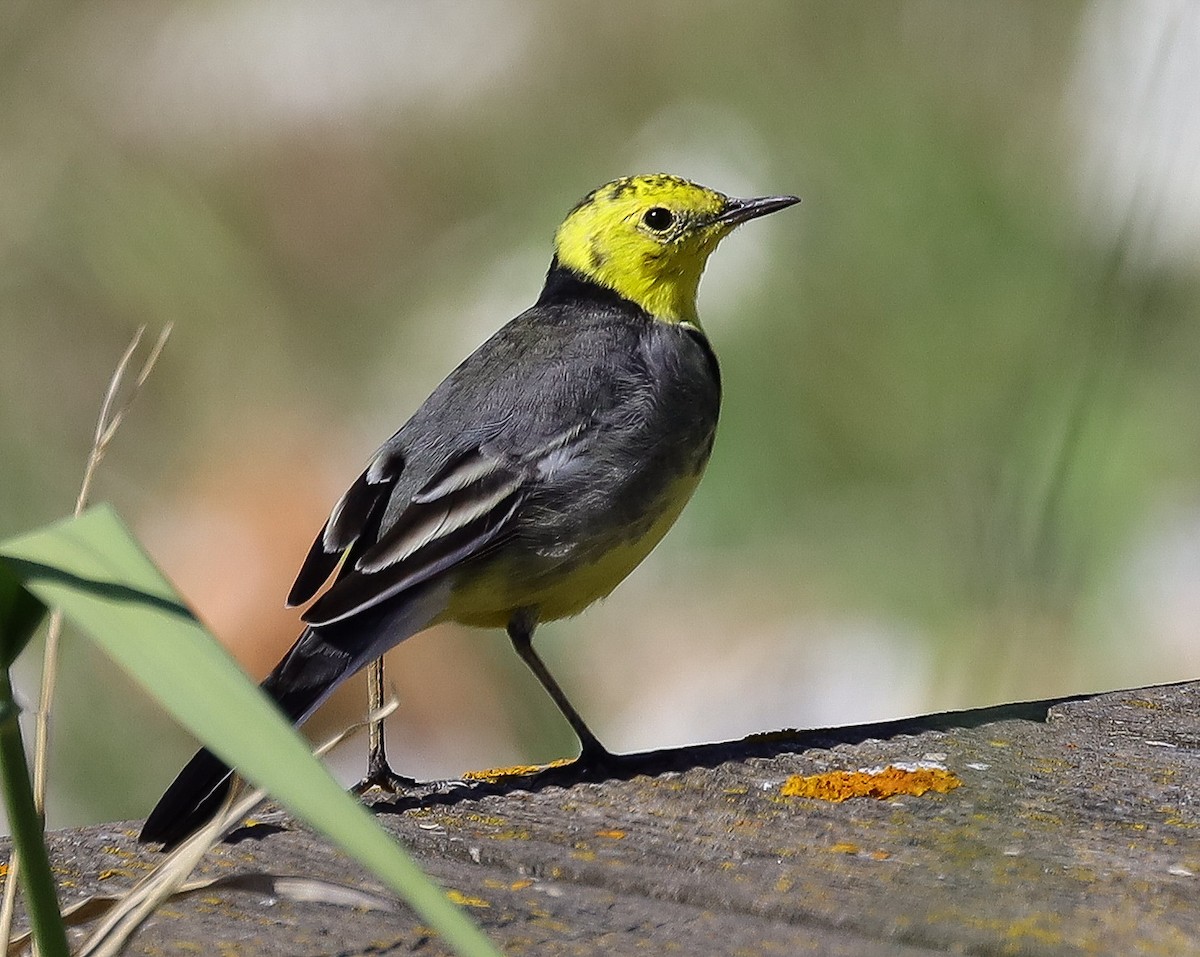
[{"x1": 2, "y1": 0, "x2": 1199, "y2": 829}]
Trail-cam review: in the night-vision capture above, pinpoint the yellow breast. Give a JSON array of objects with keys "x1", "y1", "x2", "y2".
[{"x1": 444, "y1": 472, "x2": 702, "y2": 629}]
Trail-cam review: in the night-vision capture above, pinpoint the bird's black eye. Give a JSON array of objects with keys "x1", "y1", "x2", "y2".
[{"x1": 642, "y1": 207, "x2": 675, "y2": 231}]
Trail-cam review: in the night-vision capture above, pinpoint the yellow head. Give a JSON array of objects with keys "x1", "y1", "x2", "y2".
[{"x1": 553, "y1": 174, "x2": 798, "y2": 325}]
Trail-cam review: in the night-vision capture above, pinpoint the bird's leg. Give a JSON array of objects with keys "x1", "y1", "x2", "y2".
[
  {"x1": 506, "y1": 613, "x2": 620, "y2": 771},
  {"x1": 351, "y1": 655, "x2": 417, "y2": 794},
  {"x1": 364, "y1": 656, "x2": 391, "y2": 777}
]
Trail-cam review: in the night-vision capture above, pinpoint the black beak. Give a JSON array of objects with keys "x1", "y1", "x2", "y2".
[{"x1": 716, "y1": 193, "x2": 801, "y2": 226}]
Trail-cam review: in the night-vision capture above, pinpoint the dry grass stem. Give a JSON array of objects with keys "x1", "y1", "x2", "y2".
[{"x1": 0, "y1": 325, "x2": 172, "y2": 952}]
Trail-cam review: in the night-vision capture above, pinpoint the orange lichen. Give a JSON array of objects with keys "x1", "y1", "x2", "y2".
[
  {"x1": 780, "y1": 766, "x2": 962, "y2": 802},
  {"x1": 595, "y1": 829, "x2": 626, "y2": 840},
  {"x1": 461, "y1": 758, "x2": 573, "y2": 782}
]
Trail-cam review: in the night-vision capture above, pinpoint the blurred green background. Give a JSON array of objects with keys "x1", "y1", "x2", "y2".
[{"x1": 3, "y1": 1, "x2": 1199, "y2": 830}]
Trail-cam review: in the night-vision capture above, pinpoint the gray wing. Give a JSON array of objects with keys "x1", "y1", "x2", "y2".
[
  {"x1": 288, "y1": 425, "x2": 591, "y2": 628},
  {"x1": 285, "y1": 305, "x2": 649, "y2": 628},
  {"x1": 288, "y1": 443, "x2": 521, "y2": 627}
]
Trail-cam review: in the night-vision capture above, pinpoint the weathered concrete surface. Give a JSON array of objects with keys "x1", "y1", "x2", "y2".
[{"x1": 7, "y1": 680, "x2": 1200, "y2": 955}]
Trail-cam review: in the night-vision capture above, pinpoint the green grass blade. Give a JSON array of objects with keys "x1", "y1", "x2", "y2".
[
  {"x1": 0, "y1": 566, "x2": 67, "y2": 956},
  {"x1": 0, "y1": 504, "x2": 500, "y2": 957},
  {"x1": 0, "y1": 669, "x2": 70, "y2": 957}
]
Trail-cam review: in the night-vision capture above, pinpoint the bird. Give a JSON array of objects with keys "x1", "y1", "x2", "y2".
[{"x1": 140, "y1": 173, "x2": 798, "y2": 848}]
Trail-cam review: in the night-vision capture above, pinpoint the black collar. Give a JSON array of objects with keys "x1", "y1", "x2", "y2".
[{"x1": 536, "y1": 258, "x2": 649, "y2": 318}]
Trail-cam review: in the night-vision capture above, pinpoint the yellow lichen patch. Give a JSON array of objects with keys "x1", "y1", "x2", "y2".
[
  {"x1": 532, "y1": 916, "x2": 572, "y2": 934},
  {"x1": 1003, "y1": 913, "x2": 1065, "y2": 946},
  {"x1": 465, "y1": 813, "x2": 509, "y2": 827},
  {"x1": 652, "y1": 779, "x2": 686, "y2": 791},
  {"x1": 780, "y1": 766, "x2": 961, "y2": 802},
  {"x1": 446, "y1": 889, "x2": 490, "y2": 909},
  {"x1": 491, "y1": 828, "x2": 532, "y2": 841},
  {"x1": 830, "y1": 842, "x2": 860, "y2": 855},
  {"x1": 595, "y1": 829, "x2": 626, "y2": 840},
  {"x1": 461, "y1": 758, "x2": 573, "y2": 783},
  {"x1": 774, "y1": 877, "x2": 793, "y2": 893},
  {"x1": 510, "y1": 879, "x2": 533, "y2": 891}
]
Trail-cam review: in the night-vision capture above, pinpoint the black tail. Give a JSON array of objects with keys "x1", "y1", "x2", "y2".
[
  {"x1": 138, "y1": 748, "x2": 238, "y2": 848},
  {"x1": 139, "y1": 626, "x2": 358, "y2": 848},
  {"x1": 140, "y1": 586, "x2": 447, "y2": 848}
]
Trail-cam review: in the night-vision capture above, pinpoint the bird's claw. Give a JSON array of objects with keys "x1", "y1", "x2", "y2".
[
  {"x1": 351, "y1": 763, "x2": 418, "y2": 796},
  {"x1": 573, "y1": 744, "x2": 638, "y2": 779}
]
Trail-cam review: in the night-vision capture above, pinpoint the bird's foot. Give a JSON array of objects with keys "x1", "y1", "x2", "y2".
[
  {"x1": 351, "y1": 761, "x2": 418, "y2": 796},
  {"x1": 573, "y1": 742, "x2": 640, "y2": 779}
]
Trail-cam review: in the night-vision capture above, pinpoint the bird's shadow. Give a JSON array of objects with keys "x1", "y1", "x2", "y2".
[{"x1": 360, "y1": 690, "x2": 1093, "y2": 818}]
